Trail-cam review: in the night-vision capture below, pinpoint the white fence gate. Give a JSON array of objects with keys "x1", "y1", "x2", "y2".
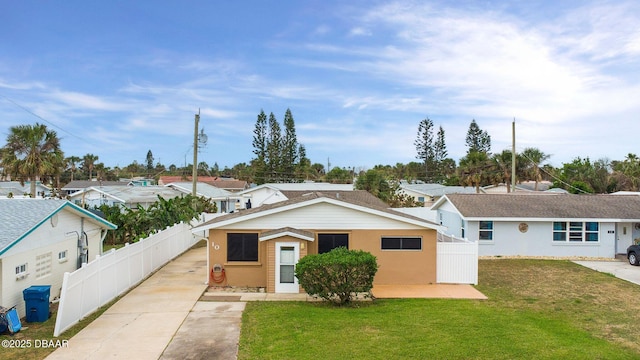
[
  {"x1": 53, "y1": 221, "x2": 200, "y2": 337},
  {"x1": 436, "y1": 231, "x2": 478, "y2": 285}
]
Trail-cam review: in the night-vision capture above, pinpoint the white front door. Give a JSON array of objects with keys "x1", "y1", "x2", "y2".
[
  {"x1": 617, "y1": 223, "x2": 633, "y2": 254},
  {"x1": 275, "y1": 242, "x2": 300, "y2": 293}
]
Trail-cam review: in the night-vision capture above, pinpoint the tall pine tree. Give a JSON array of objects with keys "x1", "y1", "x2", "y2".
[
  {"x1": 433, "y1": 126, "x2": 448, "y2": 183},
  {"x1": 465, "y1": 119, "x2": 491, "y2": 154},
  {"x1": 282, "y1": 108, "x2": 298, "y2": 181},
  {"x1": 414, "y1": 118, "x2": 435, "y2": 182},
  {"x1": 252, "y1": 110, "x2": 268, "y2": 184},
  {"x1": 266, "y1": 112, "x2": 282, "y2": 182}
]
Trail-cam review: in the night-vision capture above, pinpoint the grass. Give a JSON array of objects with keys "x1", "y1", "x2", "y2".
[{"x1": 238, "y1": 259, "x2": 640, "y2": 359}]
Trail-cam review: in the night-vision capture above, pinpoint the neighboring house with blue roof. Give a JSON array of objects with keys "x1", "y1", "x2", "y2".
[{"x1": 0, "y1": 199, "x2": 116, "y2": 318}]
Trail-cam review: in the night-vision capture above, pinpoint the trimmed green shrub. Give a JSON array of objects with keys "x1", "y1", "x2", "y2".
[{"x1": 295, "y1": 247, "x2": 378, "y2": 305}]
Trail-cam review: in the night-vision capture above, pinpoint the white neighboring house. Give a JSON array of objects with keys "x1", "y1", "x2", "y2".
[
  {"x1": 0, "y1": 181, "x2": 52, "y2": 198},
  {"x1": 237, "y1": 183, "x2": 355, "y2": 209},
  {"x1": 398, "y1": 183, "x2": 480, "y2": 207},
  {"x1": 431, "y1": 193, "x2": 640, "y2": 258},
  {"x1": 164, "y1": 182, "x2": 243, "y2": 213},
  {"x1": 67, "y1": 185, "x2": 184, "y2": 209},
  {"x1": 0, "y1": 199, "x2": 116, "y2": 317}
]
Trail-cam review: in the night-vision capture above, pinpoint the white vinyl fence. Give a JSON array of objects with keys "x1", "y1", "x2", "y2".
[
  {"x1": 53, "y1": 221, "x2": 201, "y2": 337},
  {"x1": 436, "y1": 231, "x2": 478, "y2": 285}
]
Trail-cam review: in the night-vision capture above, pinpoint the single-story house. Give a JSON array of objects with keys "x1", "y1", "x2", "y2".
[
  {"x1": 165, "y1": 182, "x2": 242, "y2": 213},
  {"x1": 431, "y1": 193, "x2": 640, "y2": 258},
  {"x1": 192, "y1": 191, "x2": 445, "y2": 293},
  {"x1": 158, "y1": 176, "x2": 249, "y2": 192},
  {"x1": 61, "y1": 180, "x2": 129, "y2": 197},
  {"x1": 0, "y1": 199, "x2": 116, "y2": 317},
  {"x1": 67, "y1": 185, "x2": 184, "y2": 209},
  {"x1": 237, "y1": 183, "x2": 355, "y2": 209},
  {"x1": 398, "y1": 183, "x2": 480, "y2": 207},
  {"x1": 0, "y1": 181, "x2": 52, "y2": 198}
]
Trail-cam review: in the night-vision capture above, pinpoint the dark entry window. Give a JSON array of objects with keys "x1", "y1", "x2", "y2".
[
  {"x1": 227, "y1": 233, "x2": 259, "y2": 261},
  {"x1": 318, "y1": 233, "x2": 349, "y2": 254}
]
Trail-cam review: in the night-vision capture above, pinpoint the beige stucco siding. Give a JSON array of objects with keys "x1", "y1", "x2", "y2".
[{"x1": 208, "y1": 227, "x2": 436, "y2": 291}]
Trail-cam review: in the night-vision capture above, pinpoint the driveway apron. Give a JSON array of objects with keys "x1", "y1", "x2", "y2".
[{"x1": 46, "y1": 246, "x2": 211, "y2": 360}]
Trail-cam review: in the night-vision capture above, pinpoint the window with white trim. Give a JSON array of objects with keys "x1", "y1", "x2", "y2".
[
  {"x1": 479, "y1": 221, "x2": 493, "y2": 241},
  {"x1": 381, "y1": 237, "x2": 422, "y2": 250},
  {"x1": 15, "y1": 263, "x2": 28, "y2": 279},
  {"x1": 553, "y1": 221, "x2": 599, "y2": 242},
  {"x1": 58, "y1": 250, "x2": 68, "y2": 262}
]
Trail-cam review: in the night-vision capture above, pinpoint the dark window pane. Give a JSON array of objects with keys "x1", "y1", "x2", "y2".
[
  {"x1": 227, "y1": 233, "x2": 258, "y2": 261},
  {"x1": 553, "y1": 222, "x2": 566, "y2": 231},
  {"x1": 479, "y1": 221, "x2": 493, "y2": 230},
  {"x1": 403, "y1": 238, "x2": 422, "y2": 249},
  {"x1": 382, "y1": 237, "x2": 401, "y2": 249},
  {"x1": 553, "y1": 232, "x2": 566, "y2": 241},
  {"x1": 479, "y1": 231, "x2": 493, "y2": 241},
  {"x1": 585, "y1": 222, "x2": 599, "y2": 231},
  {"x1": 586, "y1": 233, "x2": 599, "y2": 241},
  {"x1": 318, "y1": 234, "x2": 349, "y2": 254}
]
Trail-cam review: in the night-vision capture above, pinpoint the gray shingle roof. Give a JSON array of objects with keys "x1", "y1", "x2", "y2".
[
  {"x1": 401, "y1": 183, "x2": 479, "y2": 197},
  {"x1": 444, "y1": 193, "x2": 640, "y2": 219},
  {"x1": 196, "y1": 190, "x2": 437, "y2": 228},
  {"x1": 0, "y1": 199, "x2": 116, "y2": 255},
  {"x1": 0, "y1": 199, "x2": 68, "y2": 252}
]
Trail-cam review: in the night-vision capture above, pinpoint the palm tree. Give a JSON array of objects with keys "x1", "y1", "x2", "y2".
[
  {"x1": 458, "y1": 151, "x2": 492, "y2": 193},
  {"x1": 521, "y1": 148, "x2": 551, "y2": 191},
  {"x1": 66, "y1": 155, "x2": 82, "y2": 181},
  {"x1": 0, "y1": 123, "x2": 63, "y2": 197},
  {"x1": 492, "y1": 150, "x2": 515, "y2": 193},
  {"x1": 82, "y1": 153, "x2": 99, "y2": 180}
]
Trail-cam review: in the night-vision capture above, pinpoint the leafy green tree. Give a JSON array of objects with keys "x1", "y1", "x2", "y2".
[
  {"x1": 0, "y1": 123, "x2": 63, "y2": 196},
  {"x1": 251, "y1": 110, "x2": 268, "y2": 184},
  {"x1": 295, "y1": 247, "x2": 378, "y2": 305},
  {"x1": 325, "y1": 167, "x2": 352, "y2": 184},
  {"x1": 465, "y1": 119, "x2": 491, "y2": 154},
  {"x1": 146, "y1": 150, "x2": 154, "y2": 170},
  {"x1": 355, "y1": 169, "x2": 393, "y2": 202},
  {"x1": 296, "y1": 144, "x2": 312, "y2": 181}
]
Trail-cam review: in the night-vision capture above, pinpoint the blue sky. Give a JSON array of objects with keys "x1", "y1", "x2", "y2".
[{"x1": 1, "y1": 1, "x2": 639, "y2": 171}]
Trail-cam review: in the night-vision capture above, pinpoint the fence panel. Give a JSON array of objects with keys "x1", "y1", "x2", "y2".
[
  {"x1": 54, "y1": 221, "x2": 200, "y2": 337},
  {"x1": 436, "y1": 232, "x2": 478, "y2": 285}
]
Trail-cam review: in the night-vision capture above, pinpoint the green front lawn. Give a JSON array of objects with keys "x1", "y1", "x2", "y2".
[{"x1": 238, "y1": 259, "x2": 640, "y2": 359}]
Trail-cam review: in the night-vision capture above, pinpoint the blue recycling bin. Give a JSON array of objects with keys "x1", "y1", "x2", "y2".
[{"x1": 23, "y1": 285, "x2": 51, "y2": 322}]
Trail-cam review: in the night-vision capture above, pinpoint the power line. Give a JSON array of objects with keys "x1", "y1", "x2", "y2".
[
  {"x1": 516, "y1": 147, "x2": 589, "y2": 194},
  {"x1": 0, "y1": 93, "x2": 89, "y2": 144}
]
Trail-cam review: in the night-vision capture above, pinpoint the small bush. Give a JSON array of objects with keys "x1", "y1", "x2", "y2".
[{"x1": 295, "y1": 247, "x2": 378, "y2": 305}]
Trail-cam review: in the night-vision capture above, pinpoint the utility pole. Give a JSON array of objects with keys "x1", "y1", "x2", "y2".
[
  {"x1": 511, "y1": 118, "x2": 516, "y2": 193},
  {"x1": 192, "y1": 110, "x2": 200, "y2": 208}
]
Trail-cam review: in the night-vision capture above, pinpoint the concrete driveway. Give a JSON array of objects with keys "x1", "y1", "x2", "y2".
[
  {"x1": 45, "y1": 245, "x2": 243, "y2": 360},
  {"x1": 573, "y1": 258, "x2": 640, "y2": 285}
]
